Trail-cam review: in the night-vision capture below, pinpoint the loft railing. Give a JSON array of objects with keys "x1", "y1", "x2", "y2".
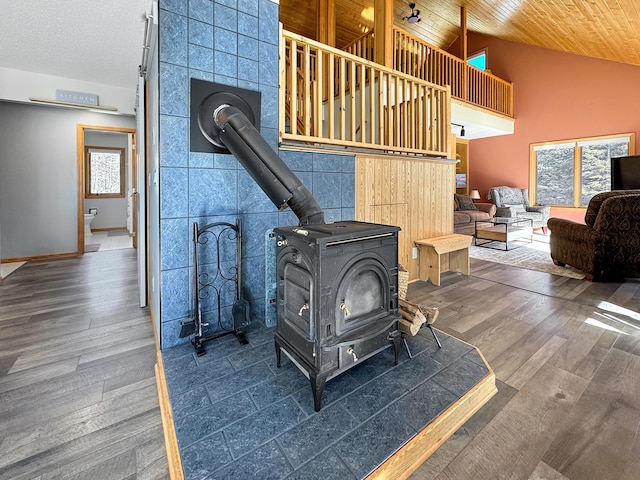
[
  {"x1": 392, "y1": 27, "x2": 513, "y2": 117},
  {"x1": 280, "y1": 30, "x2": 451, "y2": 157},
  {"x1": 343, "y1": 30, "x2": 375, "y2": 62}
]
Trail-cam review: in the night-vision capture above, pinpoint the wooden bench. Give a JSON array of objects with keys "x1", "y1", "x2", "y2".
[{"x1": 415, "y1": 234, "x2": 473, "y2": 286}]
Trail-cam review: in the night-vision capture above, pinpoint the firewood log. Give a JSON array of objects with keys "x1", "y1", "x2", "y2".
[
  {"x1": 398, "y1": 318, "x2": 421, "y2": 336},
  {"x1": 397, "y1": 298, "x2": 439, "y2": 336}
]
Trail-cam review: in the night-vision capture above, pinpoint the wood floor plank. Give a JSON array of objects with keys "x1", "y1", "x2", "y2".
[
  {"x1": 527, "y1": 461, "x2": 570, "y2": 480},
  {"x1": 58, "y1": 450, "x2": 138, "y2": 480},
  {"x1": 0, "y1": 382, "x2": 105, "y2": 433},
  {"x1": 6, "y1": 323, "x2": 155, "y2": 373},
  {"x1": 442, "y1": 286, "x2": 530, "y2": 334},
  {"x1": 549, "y1": 318, "x2": 607, "y2": 375},
  {"x1": 78, "y1": 336, "x2": 156, "y2": 366},
  {"x1": 0, "y1": 383, "x2": 160, "y2": 466},
  {"x1": 0, "y1": 353, "x2": 19, "y2": 376},
  {"x1": 505, "y1": 335, "x2": 567, "y2": 390},
  {"x1": 0, "y1": 357, "x2": 80, "y2": 391},
  {"x1": 432, "y1": 364, "x2": 589, "y2": 480},
  {"x1": 620, "y1": 418, "x2": 640, "y2": 480},
  {"x1": 408, "y1": 263, "x2": 640, "y2": 480},
  {"x1": 0, "y1": 409, "x2": 163, "y2": 480},
  {"x1": 464, "y1": 313, "x2": 534, "y2": 363},
  {"x1": 0, "y1": 250, "x2": 167, "y2": 479},
  {"x1": 488, "y1": 307, "x2": 573, "y2": 381},
  {"x1": 573, "y1": 329, "x2": 618, "y2": 380},
  {"x1": 542, "y1": 349, "x2": 640, "y2": 480}
]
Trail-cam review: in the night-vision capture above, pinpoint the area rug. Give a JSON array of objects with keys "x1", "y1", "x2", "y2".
[{"x1": 469, "y1": 243, "x2": 586, "y2": 279}]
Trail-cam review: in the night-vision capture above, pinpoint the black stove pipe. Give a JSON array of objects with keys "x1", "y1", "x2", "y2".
[{"x1": 214, "y1": 104, "x2": 325, "y2": 226}]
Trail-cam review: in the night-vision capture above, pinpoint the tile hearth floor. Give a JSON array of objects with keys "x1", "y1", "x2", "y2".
[{"x1": 162, "y1": 322, "x2": 490, "y2": 480}]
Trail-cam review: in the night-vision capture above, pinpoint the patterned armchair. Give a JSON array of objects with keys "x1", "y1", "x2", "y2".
[
  {"x1": 548, "y1": 190, "x2": 640, "y2": 281},
  {"x1": 487, "y1": 186, "x2": 550, "y2": 230}
]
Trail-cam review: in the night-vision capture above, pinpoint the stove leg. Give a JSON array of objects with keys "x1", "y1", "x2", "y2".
[
  {"x1": 310, "y1": 372, "x2": 329, "y2": 412},
  {"x1": 275, "y1": 340, "x2": 282, "y2": 368},
  {"x1": 389, "y1": 330, "x2": 402, "y2": 365}
]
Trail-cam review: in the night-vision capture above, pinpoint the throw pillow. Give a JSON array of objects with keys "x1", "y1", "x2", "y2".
[
  {"x1": 455, "y1": 194, "x2": 477, "y2": 211},
  {"x1": 453, "y1": 195, "x2": 460, "y2": 211},
  {"x1": 504, "y1": 203, "x2": 526, "y2": 214}
]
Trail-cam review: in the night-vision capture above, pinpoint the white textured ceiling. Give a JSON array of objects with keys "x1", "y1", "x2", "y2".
[{"x1": 0, "y1": 0, "x2": 151, "y2": 89}]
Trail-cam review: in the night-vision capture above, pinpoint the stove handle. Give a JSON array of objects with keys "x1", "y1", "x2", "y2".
[{"x1": 347, "y1": 346, "x2": 358, "y2": 362}]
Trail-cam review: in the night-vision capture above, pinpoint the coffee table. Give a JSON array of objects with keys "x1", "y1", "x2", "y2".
[{"x1": 474, "y1": 217, "x2": 533, "y2": 251}]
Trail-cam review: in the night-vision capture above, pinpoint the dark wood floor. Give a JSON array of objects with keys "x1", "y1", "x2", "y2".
[
  {"x1": 2, "y1": 250, "x2": 639, "y2": 480},
  {"x1": 0, "y1": 250, "x2": 168, "y2": 480},
  {"x1": 409, "y1": 258, "x2": 640, "y2": 480}
]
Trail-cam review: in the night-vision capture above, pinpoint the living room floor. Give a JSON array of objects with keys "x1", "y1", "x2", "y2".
[{"x1": 408, "y1": 258, "x2": 640, "y2": 480}]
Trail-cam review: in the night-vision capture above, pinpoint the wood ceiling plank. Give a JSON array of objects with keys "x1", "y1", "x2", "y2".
[{"x1": 279, "y1": 0, "x2": 640, "y2": 66}]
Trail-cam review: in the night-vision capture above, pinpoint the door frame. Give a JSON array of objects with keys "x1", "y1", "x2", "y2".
[{"x1": 76, "y1": 124, "x2": 137, "y2": 254}]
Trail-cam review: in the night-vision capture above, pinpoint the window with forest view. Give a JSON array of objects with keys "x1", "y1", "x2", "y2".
[
  {"x1": 85, "y1": 146, "x2": 125, "y2": 198},
  {"x1": 531, "y1": 134, "x2": 633, "y2": 207}
]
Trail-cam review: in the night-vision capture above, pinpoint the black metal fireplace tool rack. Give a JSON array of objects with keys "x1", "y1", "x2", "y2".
[{"x1": 181, "y1": 219, "x2": 249, "y2": 356}]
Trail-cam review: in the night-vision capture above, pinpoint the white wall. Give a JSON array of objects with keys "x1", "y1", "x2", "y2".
[
  {"x1": 84, "y1": 131, "x2": 129, "y2": 230},
  {"x1": 0, "y1": 67, "x2": 137, "y2": 115},
  {"x1": 147, "y1": 38, "x2": 161, "y2": 342},
  {"x1": 0, "y1": 101, "x2": 135, "y2": 260}
]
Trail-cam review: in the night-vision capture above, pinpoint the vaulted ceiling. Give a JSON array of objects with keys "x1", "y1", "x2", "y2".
[{"x1": 280, "y1": 0, "x2": 640, "y2": 67}]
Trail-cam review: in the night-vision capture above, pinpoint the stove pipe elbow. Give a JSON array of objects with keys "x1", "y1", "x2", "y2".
[{"x1": 214, "y1": 104, "x2": 325, "y2": 226}]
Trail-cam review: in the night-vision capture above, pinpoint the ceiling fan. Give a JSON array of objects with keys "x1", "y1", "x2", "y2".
[{"x1": 403, "y1": 3, "x2": 421, "y2": 24}]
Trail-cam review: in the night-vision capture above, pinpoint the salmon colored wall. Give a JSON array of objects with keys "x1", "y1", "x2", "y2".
[{"x1": 466, "y1": 33, "x2": 640, "y2": 223}]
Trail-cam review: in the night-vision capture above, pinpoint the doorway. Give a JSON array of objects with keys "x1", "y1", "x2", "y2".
[{"x1": 76, "y1": 124, "x2": 137, "y2": 254}]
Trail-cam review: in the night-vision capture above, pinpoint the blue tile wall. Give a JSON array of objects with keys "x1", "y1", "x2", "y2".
[
  {"x1": 158, "y1": 0, "x2": 356, "y2": 349},
  {"x1": 160, "y1": 64, "x2": 189, "y2": 116},
  {"x1": 238, "y1": 14, "x2": 259, "y2": 39},
  {"x1": 160, "y1": 115, "x2": 189, "y2": 166},
  {"x1": 160, "y1": 168, "x2": 189, "y2": 218},
  {"x1": 238, "y1": 0, "x2": 259, "y2": 15},
  {"x1": 188, "y1": 19, "x2": 213, "y2": 48},
  {"x1": 214, "y1": 26, "x2": 238, "y2": 54},
  {"x1": 189, "y1": 44, "x2": 214, "y2": 73},
  {"x1": 189, "y1": 0, "x2": 214, "y2": 24}
]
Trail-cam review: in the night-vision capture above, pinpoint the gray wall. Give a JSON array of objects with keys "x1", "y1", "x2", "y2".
[
  {"x1": 84, "y1": 131, "x2": 129, "y2": 230},
  {"x1": 0, "y1": 101, "x2": 135, "y2": 260}
]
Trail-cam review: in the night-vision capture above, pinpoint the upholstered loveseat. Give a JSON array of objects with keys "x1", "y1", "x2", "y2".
[
  {"x1": 454, "y1": 194, "x2": 496, "y2": 235},
  {"x1": 548, "y1": 190, "x2": 640, "y2": 281},
  {"x1": 487, "y1": 186, "x2": 550, "y2": 230}
]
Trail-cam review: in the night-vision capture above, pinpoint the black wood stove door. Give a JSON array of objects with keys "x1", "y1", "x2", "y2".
[
  {"x1": 334, "y1": 256, "x2": 391, "y2": 336},
  {"x1": 282, "y1": 263, "x2": 314, "y2": 341}
]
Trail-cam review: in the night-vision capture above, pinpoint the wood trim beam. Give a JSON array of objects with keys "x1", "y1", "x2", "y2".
[
  {"x1": 374, "y1": 0, "x2": 393, "y2": 67},
  {"x1": 460, "y1": 6, "x2": 468, "y2": 102},
  {"x1": 316, "y1": 0, "x2": 336, "y2": 46},
  {"x1": 460, "y1": 6, "x2": 468, "y2": 61}
]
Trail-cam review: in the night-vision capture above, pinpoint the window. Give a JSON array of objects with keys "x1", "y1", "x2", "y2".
[
  {"x1": 531, "y1": 134, "x2": 634, "y2": 207},
  {"x1": 467, "y1": 50, "x2": 487, "y2": 71},
  {"x1": 85, "y1": 146, "x2": 125, "y2": 198}
]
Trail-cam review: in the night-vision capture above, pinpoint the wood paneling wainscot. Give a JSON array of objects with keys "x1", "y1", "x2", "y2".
[{"x1": 355, "y1": 153, "x2": 456, "y2": 281}]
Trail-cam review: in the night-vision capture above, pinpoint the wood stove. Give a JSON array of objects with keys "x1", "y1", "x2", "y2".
[
  {"x1": 191, "y1": 83, "x2": 401, "y2": 411},
  {"x1": 274, "y1": 221, "x2": 401, "y2": 411}
]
